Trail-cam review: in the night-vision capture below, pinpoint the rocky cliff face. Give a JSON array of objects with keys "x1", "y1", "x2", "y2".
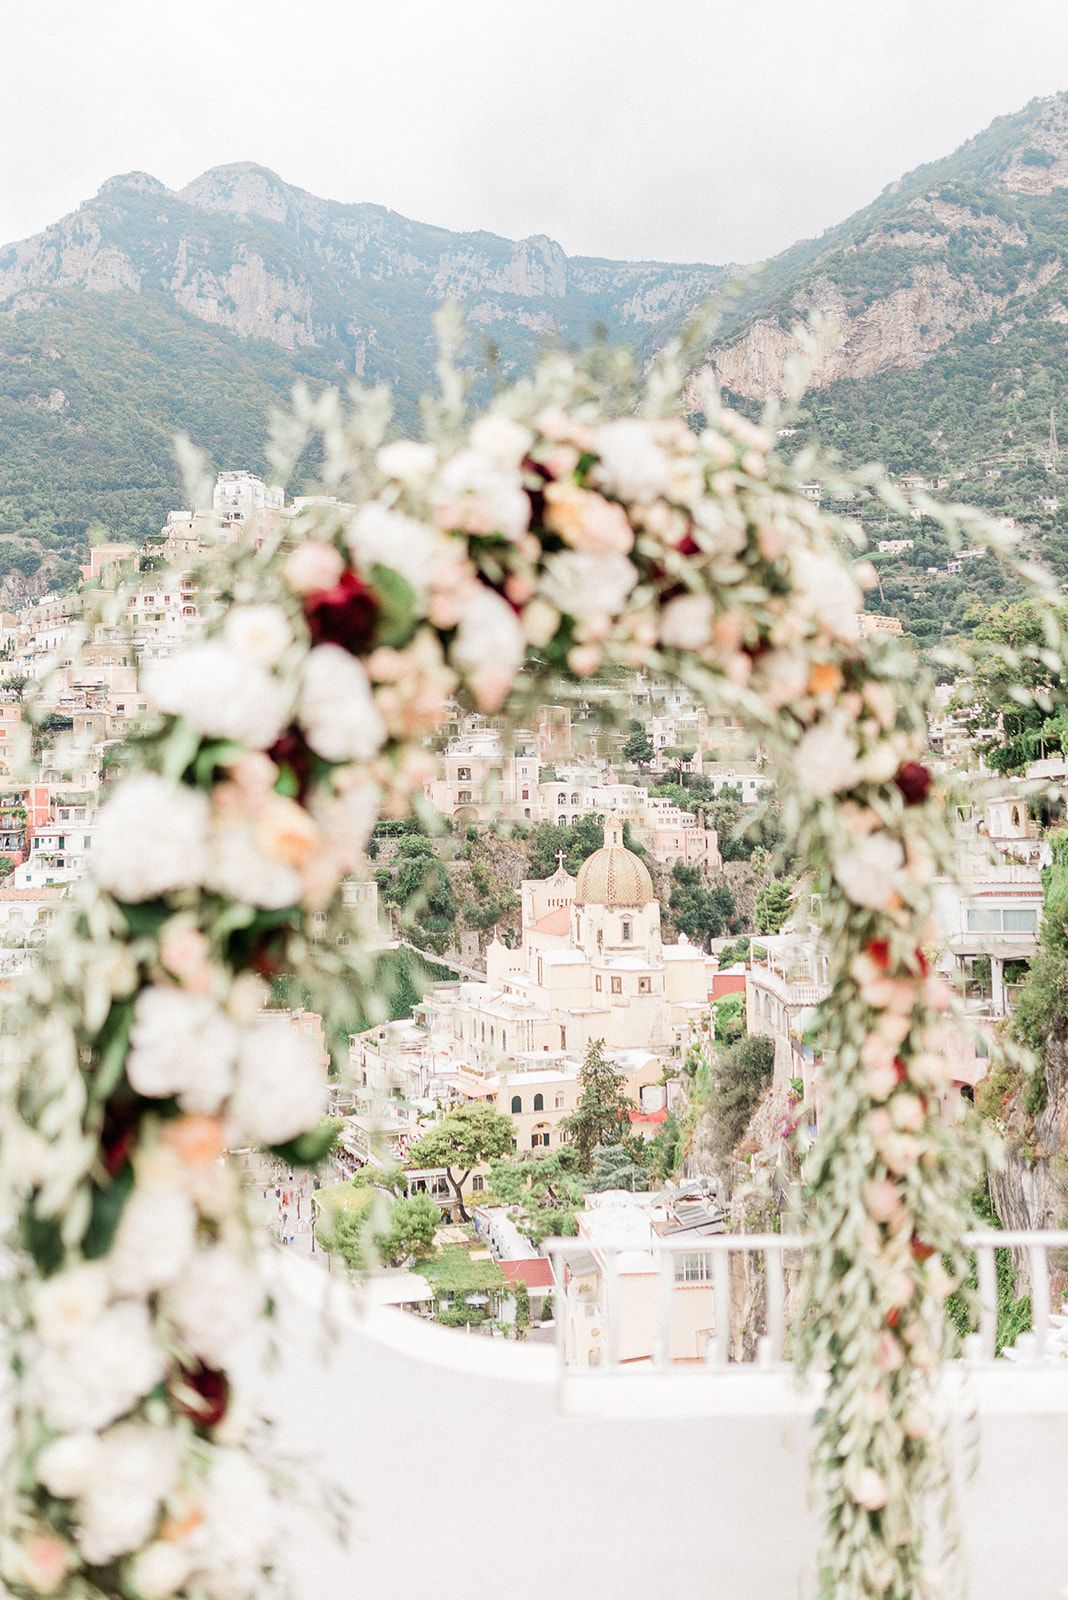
[
  {"x1": 0, "y1": 162, "x2": 727, "y2": 368},
  {"x1": 695, "y1": 90, "x2": 1068, "y2": 402},
  {"x1": 990, "y1": 1039, "x2": 1068, "y2": 1238}
]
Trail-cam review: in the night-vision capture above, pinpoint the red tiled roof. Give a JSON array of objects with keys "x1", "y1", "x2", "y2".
[
  {"x1": 499, "y1": 1257, "x2": 555, "y2": 1289},
  {"x1": 629, "y1": 1107, "x2": 668, "y2": 1126},
  {"x1": 530, "y1": 906, "x2": 570, "y2": 936}
]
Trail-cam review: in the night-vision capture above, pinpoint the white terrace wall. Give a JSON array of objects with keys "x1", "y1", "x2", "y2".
[{"x1": 250, "y1": 1260, "x2": 1068, "y2": 1600}]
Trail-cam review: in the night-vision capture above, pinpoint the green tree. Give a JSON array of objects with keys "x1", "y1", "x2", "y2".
[
  {"x1": 588, "y1": 1141, "x2": 648, "y2": 1192},
  {"x1": 645, "y1": 1109, "x2": 683, "y2": 1182},
  {"x1": 622, "y1": 728, "x2": 654, "y2": 766},
  {"x1": 668, "y1": 862, "x2": 736, "y2": 948},
  {"x1": 374, "y1": 834, "x2": 458, "y2": 955},
  {"x1": 950, "y1": 600, "x2": 1068, "y2": 773},
  {"x1": 561, "y1": 1039, "x2": 635, "y2": 1169},
  {"x1": 1009, "y1": 830, "x2": 1068, "y2": 1113},
  {"x1": 407, "y1": 1102, "x2": 516, "y2": 1222},
  {"x1": 755, "y1": 877, "x2": 796, "y2": 935},
  {"x1": 699, "y1": 1035, "x2": 775, "y2": 1162},
  {"x1": 712, "y1": 991, "x2": 746, "y2": 1046},
  {"x1": 488, "y1": 1146, "x2": 587, "y2": 1243},
  {"x1": 379, "y1": 1192, "x2": 440, "y2": 1265}
]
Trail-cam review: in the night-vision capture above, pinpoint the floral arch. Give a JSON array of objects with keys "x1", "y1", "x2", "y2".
[{"x1": 0, "y1": 329, "x2": 1060, "y2": 1600}]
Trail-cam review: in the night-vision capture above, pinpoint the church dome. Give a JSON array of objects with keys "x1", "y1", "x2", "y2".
[{"x1": 574, "y1": 817, "x2": 655, "y2": 907}]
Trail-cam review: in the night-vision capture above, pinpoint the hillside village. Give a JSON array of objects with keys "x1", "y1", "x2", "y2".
[{"x1": 2, "y1": 460, "x2": 1065, "y2": 1356}]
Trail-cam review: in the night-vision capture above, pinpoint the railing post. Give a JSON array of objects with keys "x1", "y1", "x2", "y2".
[
  {"x1": 656, "y1": 1247, "x2": 674, "y2": 1370},
  {"x1": 976, "y1": 1243, "x2": 998, "y2": 1361},
  {"x1": 1029, "y1": 1240, "x2": 1050, "y2": 1361},
  {"x1": 605, "y1": 1250, "x2": 621, "y2": 1371},
  {"x1": 764, "y1": 1244, "x2": 786, "y2": 1365},
  {"x1": 711, "y1": 1248, "x2": 731, "y2": 1366}
]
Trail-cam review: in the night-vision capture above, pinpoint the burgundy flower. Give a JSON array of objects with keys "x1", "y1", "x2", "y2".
[
  {"x1": 866, "y1": 939, "x2": 891, "y2": 970},
  {"x1": 895, "y1": 761, "x2": 932, "y2": 805},
  {"x1": 268, "y1": 726, "x2": 314, "y2": 802},
  {"x1": 101, "y1": 1100, "x2": 143, "y2": 1178},
  {"x1": 175, "y1": 1361, "x2": 229, "y2": 1429},
  {"x1": 304, "y1": 569, "x2": 378, "y2": 653}
]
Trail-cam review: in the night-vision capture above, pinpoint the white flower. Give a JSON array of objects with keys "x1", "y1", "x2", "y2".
[
  {"x1": 541, "y1": 550, "x2": 638, "y2": 620},
  {"x1": 36, "y1": 1433, "x2": 101, "y2": 1499},
  {"x1": 36, "y1": 1301, "x2": 166, "y2": 1432},
  {"x1": 128, "y1": 1543, "x2": 194, "y2": 1600},
  {"x1": 188, "y1": 1449, "x2": 276, "y2": 1599},
  {"x1": 205, "y1": 816, "x2": 303, "y2": 911},
  {"x1": 32, "y1": 1262, "x2": 110, "y2": 1345},
  {"x1": 223, "y1": 605, "x2": 292, "y2": 668},
  {"x1": 593, "y1": 418, "x2": 672, "y2": 502},
  {"x1": 75, "y1": 1424, "x2": 181, "y2": 1566},
  {"x1": 376, "y1": 439, "x2": 437, "y2": 486},
  {"x1": 660, "y1": 593, "x2": 714, "y2": 652},
  {"x1": 144, "y1": 642, "x2": 291, "y2": 750},
  {"x1": 94, "y1": 775, "x2": 210, "y2": 903},
  {"x1": 450, "y1": 586, "x2": 525, "y2": 713},
  {"x1": 162, "y1": 1246, "x2": 265, "y2": 1366},
  {"x1": 469, "y1": 414, "x2": 533, "y2": 469},
  {"x1": 833, "y1": 831, "x2": 905, "y2": 910},
  {"x1": 283, "y1": 540, "x2": 345, "y2": 595},
  {"x1": 230, "y1": 1018, "x2": 326, "y2": 1146},
  {"x1": 345, "y1": 503, "x2": 439, "y2": 592},
  {"x1": 433, "y1": 448, "x2": 530, "y2": 542},
  {"x1": 298, "y1": 644, "x2": 387, "y2": 764},
  {"x1": 109, "y1": 1185, "x2": 197, "y2": 1296},
  {"x1": 127, "y1": 987, "x2": 240, "y2": 1112},
  {"x1": 859, "y1": 737, "x2": 904, "y2": 784},
  {"x1": 758, "y1": 647, "x2": 811, "y2": 708},
  {"x1": 312, "y1": 780, "x2": 381, "y2": 871},
  {"x1": 790, "y1": 546, "x2": 861, "y2": 641},
  {"x1": 795, "y1": 714, "x2": 861, "y2": 798}
]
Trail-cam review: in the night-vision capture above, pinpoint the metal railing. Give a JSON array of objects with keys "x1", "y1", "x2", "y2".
[{"x1": 545, "y1": 1229, "x2": 1068, "y2": 1377}]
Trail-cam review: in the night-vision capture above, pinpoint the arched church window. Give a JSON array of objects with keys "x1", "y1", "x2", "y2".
[
  {"x1": 622, "y1": 919, "x2": 632, "y2": 941},
  {"x1": 533, "y1": 1093, "x2": 544, "y2": 1111},
  {"x1": 511, "y1": 1095, "x2": 522, "y2": 1113}
]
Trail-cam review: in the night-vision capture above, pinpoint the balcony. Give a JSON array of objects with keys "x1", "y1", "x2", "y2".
[{"x1": 247, "y1": 1231, "x2": 1068, "y2": 1600}]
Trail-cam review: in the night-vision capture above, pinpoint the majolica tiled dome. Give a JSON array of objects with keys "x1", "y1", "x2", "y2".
[{"x1": 574, "y1": 817, "x2": 655, "y2": 907}]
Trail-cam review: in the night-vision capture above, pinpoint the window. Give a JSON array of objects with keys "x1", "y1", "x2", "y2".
[
  {"x1": 533, "y1": 1093, "x2": 544, "y2": 1111},
  {"x1": 457, "y1": 766, "x2": 471, "y2": 781},
  {"x1": 571, "y1": 792, "x2": 579, "y2": 805},
  {"x1": 638, "y1": 977, "x2": 651, "y2": 994},
  {"x1": 622, "y1": 919, "x2": 632, "y2": 941},
  {"x1": 458, "y1": 790, "x2": 472, "y2": 803},
  {"x1": 531, "y1": 1126, "x2": 550, "y2": 1148},
  {"x1": 555, "y1": 1093, "x2": 564, "y2": 1109},
  {"x1": 558, "y1": 792, "x2": 566, "y2": 805},
  {"x1": 595, "y1": 975, "x2": 602, "y2": 992},
  {"x1": 472, "y1": 1174, "x2": 485, "y2": 1192},
  {"x1": 965, "y1": 906, "x2": 1038, "y2": 933},
  {"x1": 510, "y1": 1095, "x2": 522, "y2": 1113},
  {"x1": 674, "y1": 1252, "x2": 712, "y2": 1283},
  {"x1": 611, "y1": 977, "x2": 622, "y2": 995}
]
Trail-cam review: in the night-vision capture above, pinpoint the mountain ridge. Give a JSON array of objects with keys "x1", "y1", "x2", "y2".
[{"x1": 0, "y1": 90, "x2": 1064, "y2": 593}]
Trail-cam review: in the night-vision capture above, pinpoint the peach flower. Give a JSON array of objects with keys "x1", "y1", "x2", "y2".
[{"x1": 161, "y1": 1115, "x2": 226, "y2": 1168}]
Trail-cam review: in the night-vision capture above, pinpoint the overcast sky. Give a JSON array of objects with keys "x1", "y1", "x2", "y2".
[{"x1": 1, "y1": 0, "x2": 1065, "y2": 265}]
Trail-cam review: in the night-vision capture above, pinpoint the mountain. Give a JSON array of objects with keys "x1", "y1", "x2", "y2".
[
  {"x1": 695, "y1": 92, "x2": 1067, "y2": 480},
  {"x1": 0, "y1": 92, "x2": 1065, "y2": 594},
  {"x1": 0, "y1": 164, "x2": 728, "y2": 589}
]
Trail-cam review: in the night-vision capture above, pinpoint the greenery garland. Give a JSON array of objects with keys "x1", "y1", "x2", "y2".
[{"x1": 0, "y1": 318, "x2": 1061, "y2": 1600}]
